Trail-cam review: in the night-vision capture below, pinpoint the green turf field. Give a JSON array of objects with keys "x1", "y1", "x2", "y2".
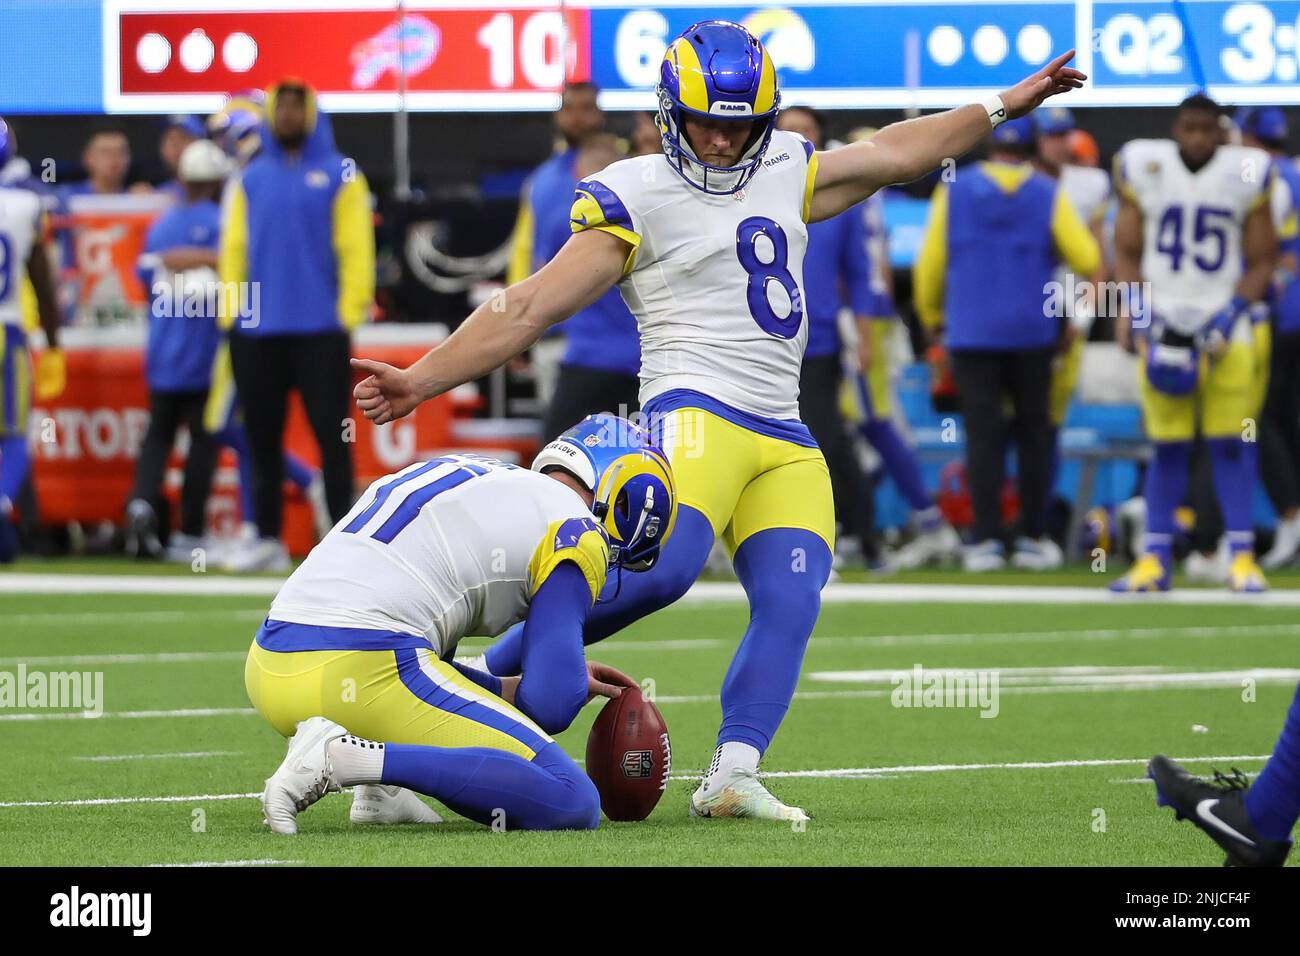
[{"x1": 2, "y1": 560, "x2": 1298, "y2": 866}]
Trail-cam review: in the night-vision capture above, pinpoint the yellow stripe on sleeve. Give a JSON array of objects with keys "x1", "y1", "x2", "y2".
[{"x1": 332, "y1": 172, "x2": 376, "y2": 330}]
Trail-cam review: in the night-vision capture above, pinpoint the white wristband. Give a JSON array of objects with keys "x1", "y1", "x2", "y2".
[{"x1": 982, "y1": 95, "x2": 1008, "y2": 128}]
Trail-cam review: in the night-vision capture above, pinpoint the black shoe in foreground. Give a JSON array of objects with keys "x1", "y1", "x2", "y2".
[{"x1": 1148, "y1": 755, "x2": 1291, "y2": 867}]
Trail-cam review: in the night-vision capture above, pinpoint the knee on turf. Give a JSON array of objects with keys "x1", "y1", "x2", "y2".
[{"x1": 532, "y1": 744, "x2": 601, "y2": 830}]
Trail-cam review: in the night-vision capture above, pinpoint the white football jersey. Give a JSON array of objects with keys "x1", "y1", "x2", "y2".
[
  {"x1": 572, "y1": 130, "x2": 816, "y2": 420},
  {"x1": 1117, "y1": 139, "x2": 1272, "y2": 333},
  {"x1": 0, "y1": 185, "x2": 42, "y2": 327},
  {"x1": 1059, "y1": 165, "x2": 1112, "y2": 228},
  {"x1": 268, "y1": 455, "x2": 610, "y2": 659}
]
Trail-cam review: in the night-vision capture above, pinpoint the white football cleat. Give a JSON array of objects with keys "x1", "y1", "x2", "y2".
[
  {"x1": 222, "y1": 536, "x2": 290, "y2": 573},
  {"x1": 962, "y1": 539, "x2": 1006, "y2": 573},
  {"x1": 349, "y1": 785, "x2": 443, "y2": 826},
  {"x1": 1011, "y1": 536, "x2": 1063, "y2": 571},
  {"x1": 1185, "y1": 540, "x2": 1230, "y2": 585},
  {"x1": 891, "y1": 522, "x2": 961, "y2": 570},
  {"x1": 261, "y1": 716, "x2": 347, "y2": 835},
  {"x1": 690, "y1": 768, "x2": 809, "y2": 822},
  {"x1": 1261, "y1": 514, "x2": 1300, "y2": 570}
]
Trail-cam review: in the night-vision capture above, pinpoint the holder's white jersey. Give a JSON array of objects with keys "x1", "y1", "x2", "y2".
[
  {"x1": 268, "y1": 455, "x2": 610, "y2": 660},
  {"x1": 570, "y1": 130, "x2": 818, "y2": 420},
  {"x1": 1116, "y1": 139, "x2": 1272, "y2": 334},
  {"x1": 0, "y1": 185, "x2": 42, "y2": 327}
]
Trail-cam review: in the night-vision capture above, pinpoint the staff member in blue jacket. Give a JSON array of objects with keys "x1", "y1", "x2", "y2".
[
  {"x1": 914, "y1": 116, "x2": 1099, "y2": 572},
  {"x1": 777, "y1": 107, "x2": 882, "y2": 568},
  {"x1": 540, "y1": 134, "x2": 640, "y2": 441},
  {"x1": 219, "y1": 79, "x2": 375, "y2": 572},
  {"x1": 507, "y1": 82, "x2": 606, "y2": 412},
  {"x1": 126, "y1": 139, "x2": 230, "y2": 560}
]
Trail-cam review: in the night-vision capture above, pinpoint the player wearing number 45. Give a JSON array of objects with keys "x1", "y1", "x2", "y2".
[
  {"x1": 247, "y1": 414, "x2": 676, "y2": 833},
  {"x1": 1109, "y1": 94, "x2": 1278, "y2": 594},
  {"x1": 353, "y1": 20, "x2": 1084, "y2": 821}
]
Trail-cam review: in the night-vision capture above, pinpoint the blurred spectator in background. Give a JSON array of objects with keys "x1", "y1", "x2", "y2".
[
  {"x1": 914, "y1": 115, "x2": 1099, "y2": 572},
  {"x1": 1240, "y1": 107, "x2": 1300, "y2": 569},
  {"x1": 219, "y1": 79, "x2": 374, "y2": 572},
  {"x1": 155, "y1": 115, "x2": 204, "y2": 201},
  {"x1": 125, "y1": 140, "x2": 231, "y2": 560},
  {"x1": 506, "y1": 82, "x2": 605, "y2": 410},
  {"x1": 541, "y1": 134, "x2": 640, "y2": 441},
  {"x1": 203, "y1": 89, "x2": 331, "y2": 558},
  {"x1": 0, "y1": 116, "x2": 63, "y2": 563},
  {"x1": 630, "y1": 111, "x2": 661, "y2": 157},
  {"x1": 1034, "y1": 108, "x2": 1112, "y2": 535},
  {"x1": 838, "y1": 125, "x2": 962, "y2": 569},
  {"x1": 63, "y1": 124, "x2": 134, "y2": 199},
  {"x1": 776, "y1": 107, "x2": 884, "y2": 570}
]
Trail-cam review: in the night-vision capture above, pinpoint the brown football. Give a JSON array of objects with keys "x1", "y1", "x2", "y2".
[{"x1": 585, "y1": 686, "x2": 671, "y2": 822}]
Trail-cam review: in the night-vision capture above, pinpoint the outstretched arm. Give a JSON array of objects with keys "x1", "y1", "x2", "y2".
[
  {"x1": 353, "y1": 226, "x2": 630, "y2": 423},
  {"x1": 808, "y1": 50, "x2": 1086, "y2": 222}
]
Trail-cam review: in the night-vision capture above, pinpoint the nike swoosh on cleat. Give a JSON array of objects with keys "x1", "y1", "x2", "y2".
[{"x1": 1195, "y1": 798, "x2": 1256, "y2": 847}]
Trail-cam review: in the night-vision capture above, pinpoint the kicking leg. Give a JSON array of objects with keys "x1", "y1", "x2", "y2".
[{"x1": 692, "y1": 450, "x2": 834, "y2": 822}]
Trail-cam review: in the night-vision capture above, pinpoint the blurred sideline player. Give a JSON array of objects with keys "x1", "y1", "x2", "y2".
[
  {"x1": 1109, "y1": 94, "x2": 1277, "y2": 593},
  {"x1": 1149, "y1": 679, "x2": 1300, "y2": 866},
  {"x1": 0, "y1": 117, "x2": 63, "y2": 562},
  {"x1": 914, "y1": 115, "x2": 1100, "y2": 571},
  {"x1": 353, "y1": 21, "x2": 1085, "y2": 820},
  {"x1": 203, "y1": 92, "x2": 331, "y2": 556},
  {"x1": 1178, "y1": 108, "x2": 1296, "y2": 583},
  {"x1": 538, "y1": 134, "x2": 641, "y2": 442},
  {"x1": 1034, "y1": 107, "x2": 1112, "y2": 532},
  {"x1": 775, "y1": 106, "x2": 885, "y2": 571},
  {"x1": 124, "y1": 140, "x2": 230, "y2": 561},
  {"x1": 1238, "y1": 107, "x2": 1300, "y2": 569},
  {"x1": 838, "y1": 125, "x2": 961, "y2": 569},
  {"x1": 507, "y1": 82, "x2": 606, "y2": 410},
  {"x1": 248, "y1": 415, "x2": 675, "y2": 832}
]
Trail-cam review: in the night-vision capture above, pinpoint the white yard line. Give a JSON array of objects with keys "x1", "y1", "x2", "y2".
[
  {"x1": 672, "y1": 754, "x2": 1272, "y2": 781},
  {"x1": 147, "y1": 859, "x2": 300, "y2": 867},
  {"x1": 0, "y1": 791, "x2": 260, "y2": 808},
  {"x1": 0, "y1": 651, "x2": 246, "y2": 666},
  {"x1": 6, "y1": 623, "x2": 1298, "y2": 668},
  {"x1": 1, "y1": 755, "x2": 1271, "y2": 809},
  {"x1": 72, "y1": 751, "x2": 239, "y2": 763},
  {"x1": 7, "y1": 574, "x2": 1300, "y2": 606},
  {"x1": 0, "y1": 707, "x2": 256, "y2": 722},
  {"x1": 0, "y1": 609, "x2": 265, "y2": 626}
]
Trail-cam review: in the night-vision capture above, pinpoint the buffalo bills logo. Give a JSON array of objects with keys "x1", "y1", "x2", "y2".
[{"x1": 351, "y1": 15, "x2": 441, "y2": 89}]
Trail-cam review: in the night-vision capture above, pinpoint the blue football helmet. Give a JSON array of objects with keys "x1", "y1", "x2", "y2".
[
  {"x1": 1145, "y1": 341, "x2": 1199, "y2": 396},
  {"x1": 656, "y1": 20, "x2": 780, "y2": 195},
  {"x1": 0, "y1": 117, "x2": 13, "y2": 169},
  {"x1": 532, "y1": 414, "x2": 677, "y2": 572},
  {"x1": 207, "y1": 90, "x2": 266, "y2": 164}
]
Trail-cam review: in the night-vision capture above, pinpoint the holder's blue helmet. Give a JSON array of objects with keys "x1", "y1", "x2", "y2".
[
  {"x1": 0, "y1": 117, "x2": 13, "y2": 169},
  {"x1": 532, "y1": 414, "x2": 677, "y2": 572},
  {"x1": 655, "y1": 20, "x2": 780, "y2": 195}
]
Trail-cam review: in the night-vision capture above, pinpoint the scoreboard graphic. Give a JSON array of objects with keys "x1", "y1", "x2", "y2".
[{"x1": 1, "y1": 1, "x2": 1298, "y2": 112}]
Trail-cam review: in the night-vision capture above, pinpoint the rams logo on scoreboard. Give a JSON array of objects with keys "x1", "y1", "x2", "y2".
[{"x1": 741, "y1": 7, "x2": 815, "y2": 73}]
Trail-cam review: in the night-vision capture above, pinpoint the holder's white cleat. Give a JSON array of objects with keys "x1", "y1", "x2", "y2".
[
  {"x1": 349, "y1": 785, "x2": 443, "y2": 825},
  {"x1": 261, "y1": 717, "x2": 346, "y2": 835}
]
